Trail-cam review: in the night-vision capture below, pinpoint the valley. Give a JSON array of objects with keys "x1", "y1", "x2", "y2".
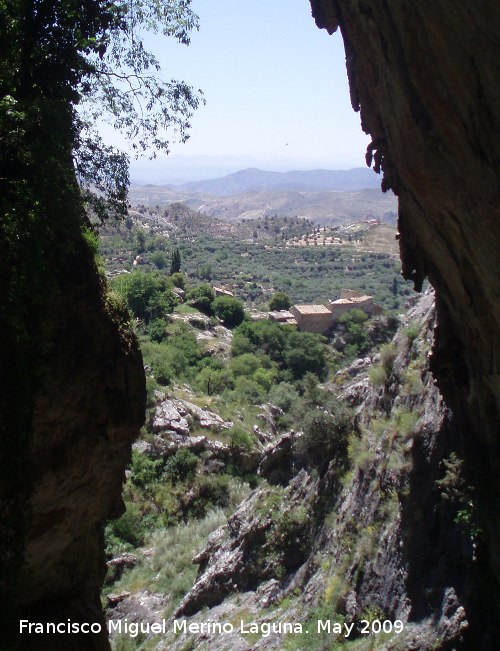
[
  {"x1": 128, "y1": 167, "x2": 397, "y2": 226},
  {"x1": 97, "y1": 198, "x2": 457, "y2": 651}
]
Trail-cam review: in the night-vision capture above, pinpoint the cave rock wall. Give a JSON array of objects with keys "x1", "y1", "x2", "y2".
[{"x1": 310, "y1": 0, "x2": 500, "y2": 638}]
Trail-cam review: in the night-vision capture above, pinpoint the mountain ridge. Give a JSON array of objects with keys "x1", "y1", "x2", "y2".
[{"x1": 169, "y1": 166, "x2": 382, "y2": 196}]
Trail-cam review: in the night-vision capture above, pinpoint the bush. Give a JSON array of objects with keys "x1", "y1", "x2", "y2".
[
  {"x1": 164, "y1": 449, "x2": 199, "y2": 483},
  {"x1": 379, "y1": 342, "x2": 398, "y2": 372},
  {"x1": 148, "y1": 318, "x2": 168, "y2": 342},
  {"x1": 170, "y1": 272, "x2": 187, "y2": 290},
  {"x1": 228, "y1": 425, "x2": 257, "y2": 452},
  {"x1": 151, "y1": 250, "x2": 167, "y2": 269},
  {"x1": 195, "y1": 366, "x2": 233, "y2": 395},
  {"x1": 338, "y1": 309, "x2": 372, "y2": 355},
  {"x1": 253, "y1": 367, "x2": 276, "y2": 391},
  {"x1": 368, "y1": 364, "x2": 387, "y2": 386},
  {"x1": 129, "y1": 450, "x2": 163, "y2": 488},
  {"x1": 231, "y1": 334, "x2": 253, "y2": 356},
  {"x1": 232, "y1": 376, "x2": 267, "y2": 404},
  {"x1": 269, "y1": 292, "x2": 291, "y2": 311},
  {"x1": 405, "y1": 323, "x2": 420, "y2": 346},
  {"x1": 190, "y1": 475, "x2": 231, "y2": 517},
  {"x1": 229, "y1": 353, "x2": 262, "y2": 378},
  {"x1": 111, "y1": 270, "x2": 178, "y2": 322},
  {"x1": 235, "y1": 320, "x2": 287, "y2": 363},
  {"x1": 108, "y1": 501, "x2": 145, "y2": 548},
  {"x1": 297, "y1": 400, "x2": 353, "y2": 464},
  {"x1": 268, "y1": 382, "x2": 300, "y2": 412},
  {"x1": 187, "y1": 283, "x2": 215, "y2": 313},
  {"x1": 284, "y1": 331, "x2": 327, "y2": 380},
  {"x1": 214, "y1": 295, "x2": 246, "y2": 327}
]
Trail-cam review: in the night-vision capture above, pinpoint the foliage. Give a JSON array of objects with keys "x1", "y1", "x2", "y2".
[
  {"x1": 379, "y1": 343, "x2": 398, "y2": 372},
  {"x1": 170, "y1": 272, "x2": 187, "y2": 290},
  {"x1": 234, "y1": 320, "x2": 287, "y2": 363},
  {"x1": 170, "y1": 247, "x2": 182, "y2": 275},
  {"x1": 229, "y1": 354, "x2": 262, "y2": 378},
  {"x1": 129, "y1": 450, "x2": 163, "y2": 489},
  {"x1": 369, "y1": 364, "x2": 388, "y2": 387},
  {"x1": 111, "y1": 270, "x2": 178, "y2": 322},
  {"x1": 269, "y1": 292, "x2": 291, "y2": 311},
  {"x1": 213, "y1": 295, "x2": 246, "y2": 327},
  {"x1": 232, "y1": 376, "x2": 267, "y2": 405},
  {"x1": 148, "y1": 318, "x2": 168, "y2": 342},
  {"x1": 228, "y1": 426, "x2": 257, "y2": 452},
  {"x1": 435, "y1": 452, "x2": 466, "y2": 503},
  {"x1": 151, "y1": 250, "x2": 168, "y2": 269},
  {"x1": 284, "y1": 331, "x2": 327, "y2": 380},
  {"x1": 337, "y1": 309, "x2": 372, "y2": 356},
  {"x1": 164, "y1": 449, "x2": 199, "y2": 484},
  {"x1": 297, "y1": 399, "x2": 353, "y2": 465},
  {"x1": 195, "y1": 366, "x2": 233, "y2": 396},
  {"x1": 107, "y1": 502, "x2": 146, "y2": 549},
  {"x1": 268, "y1": 382, "x2": 300, "y2": 412},
  {"x1": 140, "y1": 325, "x2": 203, "y2": 385},
  {"x1": 186, "y1": 283, "x2": 215, "y2": 313},
  {"x1": 100, "y1": 218, "x2": 415, "y2": 309}
]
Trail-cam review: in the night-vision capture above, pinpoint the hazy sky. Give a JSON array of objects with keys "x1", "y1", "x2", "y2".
[{"x1": 113, "y1": 0, "x2": 372, "y2": 182}]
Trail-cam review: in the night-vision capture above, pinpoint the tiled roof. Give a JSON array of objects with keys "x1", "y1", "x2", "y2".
[
  {"x1": 293, "y1": 304, "x2": 331, "y2": 315},
  {"x1": 330, "y1": 295, "x2": 372, "y2": 305}
]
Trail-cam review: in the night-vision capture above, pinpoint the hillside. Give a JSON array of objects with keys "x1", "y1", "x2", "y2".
[
  {"x1": 172, "y1": 167, "x2": 382, "y2": 196},
  {"x1": 99, "y1": 207, "x2": 410, "y2": 308},
  {"x1": 128, "y1": 185, "x2": 398, "y2": 226}
]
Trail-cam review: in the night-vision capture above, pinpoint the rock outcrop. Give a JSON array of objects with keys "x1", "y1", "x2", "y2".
[
  {"x1": 1, "y1": 237, "x2": 146, "y2": 650},
  {"x1": 151, "y1": 291, "x2": 473, "y2": 651},
  {"x1": 310, "y1": 1, "x2": 500, "y2": 645}
]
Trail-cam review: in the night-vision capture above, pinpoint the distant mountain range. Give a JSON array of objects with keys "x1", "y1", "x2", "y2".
[{"x1": 171, "y1": 167, "x2": 381, "y2": 196}]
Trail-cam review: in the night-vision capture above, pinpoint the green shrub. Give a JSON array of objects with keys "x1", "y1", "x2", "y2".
[
  {"x1": 111, "y1": 270, "x2": 178, "y2": 322},
  {"x1": 232, "y1": 376, "x2": 267, "y2": 404},
  {"x1": 148, "y1": 318, "x2": 168, "y2": 342},
  {"x1": 231, "y1": 334, "x2": 254, "y2": 356},
  {"x1": 405, "y1": 323, "x2": 420, "y2": 346},
  {"x1": 269, "y1": 292, "x2": 291, "y2": 311},
  {"x1": 164, "y1": 449, "x2": 199, "y2": 483},
  {"x1": 107, "y1": 501, "x2": 145, "y2": 548},
  {"x1": 145, "y1": 376, "x2": 159, "y2": 407},
  {"x1": 229, "y1": 353, "x2": 262, "y2": 378},
  {"x1": 214, "y1": 295, "x2": 246, "y2": 327},
  {"x1": 170, "y1": 271, "x2": 187, "y2": 289},
  {"x1": 284, "y1": 331, "x2": 327, "y2": 380},
  {"x1": 195, "y1": 366, "x2": 233, "y2": 395},
  {"x1": 130, "y1": 450, "x2": 163, "y2": 488},
  {"x1": 379, "y1": 342, "x2": 398, "y2": 372},
  {"x1": 228, "y1": 425, "x2": 257, "y2": 452},
  {"x1": 151, "y1": 250, "x2": 167, "y2": 269},
  {"x1": 268, "y1": 382, "x2": 300, "y2": 412},
  {"x1": 253, "y1": 367, "x2": 276, "y2": 392},
  {"x1": 235, "y1": 320, "x2": 287, "y2": 363},
  {"x1": 369, "y1": 364, "x2": 388, "y2": 386},
  {"x1": 190, "y1": 475, "x2": 231, "y2": 516},
  {"x1": 297, "y1": 400, "x2": 353, "y2": 463},
  {"x1": 187, "y1": 283, "x2": 215, "y2": 313}
]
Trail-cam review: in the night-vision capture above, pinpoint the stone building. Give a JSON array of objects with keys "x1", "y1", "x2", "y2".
[
  {"x1": 290, "y1": 291, "x2": 379, "y2": 334},
  {"x1": 328, "y1": 291, "x2": 376, "y2": 321},
  {"x1": 289, "y1": 304, "x2": 334, "y2": 333},
  {"x1": 213, "y1": 285, "x2": 234, "y2": 297},
  {"x1": 268, "y1": 310, "x2": 298, "y2": 326}
]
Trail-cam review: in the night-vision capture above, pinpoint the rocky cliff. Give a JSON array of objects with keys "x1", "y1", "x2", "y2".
[
  {"x1": 136, "y1": 290, "x2": 473, "y2": 651},
  {"x1": 310, "y1": 0, "x2": 500, "y2": 644},
  {"x1": 0, "y1": 220, "x2": 146, "y2": 650}
]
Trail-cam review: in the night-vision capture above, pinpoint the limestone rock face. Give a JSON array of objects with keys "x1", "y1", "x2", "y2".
[
  {"x1": 8, "y1": 260, "x2": 146, "y2": 650},
  {"x1": 311, "y1": 0, "x2": 500, "y2": 643}
]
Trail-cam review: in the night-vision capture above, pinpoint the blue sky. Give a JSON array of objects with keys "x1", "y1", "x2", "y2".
[{"x1": 113, "y1": 0, "x2": 371, "y2": 182}]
